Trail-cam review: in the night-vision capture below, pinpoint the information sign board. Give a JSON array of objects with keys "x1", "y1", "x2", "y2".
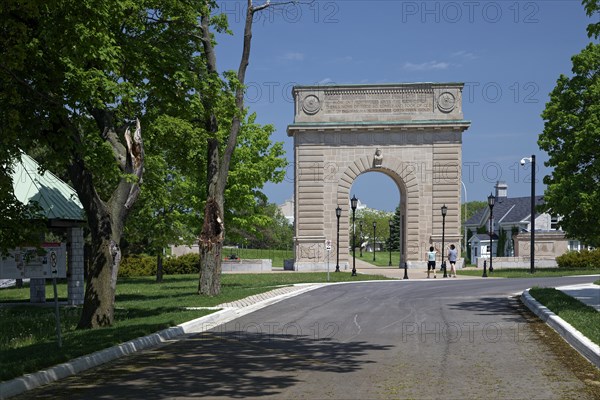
[{"x1": 0, "y1": 243, "x2": 67, "y2": 279}]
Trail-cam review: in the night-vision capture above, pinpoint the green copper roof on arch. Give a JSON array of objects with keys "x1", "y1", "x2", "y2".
[{"x1": 11, "y1": 154, "x2": 85, "y2": 221}]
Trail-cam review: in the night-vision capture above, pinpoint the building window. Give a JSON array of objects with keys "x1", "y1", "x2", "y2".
[
  {"x1": 551, "y1": 216, "x2": 560, "y2": 230},
  {"x1": 568, "y1": 240, "x2": 581, "y2": 251}
]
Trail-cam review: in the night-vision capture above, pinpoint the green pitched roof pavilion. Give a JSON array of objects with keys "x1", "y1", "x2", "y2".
[{"x1": 11, "y1": 154, "x2": 84, "y2": 222}]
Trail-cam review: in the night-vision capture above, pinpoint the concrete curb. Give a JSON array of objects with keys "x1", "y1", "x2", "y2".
[
  {"x1": 521, "y1": 289, "x2": 600, "y2": 369},
  {"x1": 0, "y1": 283, "x2": 325, "y2": 399}
]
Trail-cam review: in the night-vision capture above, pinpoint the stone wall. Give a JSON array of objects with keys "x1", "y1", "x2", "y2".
[
  {"x1": 476, "y1": 257, "x2": 558, "y2": 269},
  {"x1": 513, "y1": 231, "x2": 568, "y2": 260},
  {"x1": 221, "y1": 259, "x2": 272, "y2": 273},
  {"x1": 67, "y1": 227, "x2": 84, "y2": 306}
]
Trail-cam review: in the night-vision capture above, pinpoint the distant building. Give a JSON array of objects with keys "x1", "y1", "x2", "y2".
[
  {"x1": 278, "y1": 198, "x2": 294, "y2": 225},
  {"x1": 465, "y1": 181, "x2": 584, "y2": 266}
]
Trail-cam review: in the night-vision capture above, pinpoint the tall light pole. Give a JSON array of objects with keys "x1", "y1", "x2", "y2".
[
  {"x1": 388, "y1": 219, "x2": 393, "y2": 266},
  {"x1": 488, "y1": 193, "x2": 495, "y2": 273},
  {"x1": 351, "y1": 195, "x2": 358, "y2": 276},
  {"x1": 372, "y1": 221, "x2": 377, "y2": 262},
  {"x1": 441, "y1": 204, "x2": 448, "y2": 278},
  {"x1": 461, "y1": 180, "x2": 467, "y2": 255},
  {"x1": 521, "y1": 155, "x2": 536, "y2": 274},
  {"x1": 359, "y1": 220, "x2": 363, "y2": 257},
  {"x1": 335, "y1": 206, "x2": 341, "y2": 273}
]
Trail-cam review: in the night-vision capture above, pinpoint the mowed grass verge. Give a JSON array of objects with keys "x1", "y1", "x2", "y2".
[
  {"x1": 528, "y1": 287, "x2": 600, "y2": 346},
  {"x1": 0, "y1": 272, "x2": 388, "y2": 382}
]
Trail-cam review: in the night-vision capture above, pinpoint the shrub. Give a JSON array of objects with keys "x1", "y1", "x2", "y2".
[
  {"x1": 556, "y1": 249, "x2": 600, "y2": 269},
  {"x1": 119, "y1": 254, "x2": 156, "y2": 277},
  {"x1": 164, "y1": 253, "x2": 200, "y2": 275}
]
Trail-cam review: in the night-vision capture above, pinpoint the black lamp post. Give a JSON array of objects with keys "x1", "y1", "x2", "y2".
[
  {"x1": 335, "y1": 206, "x2": 341, "y2": 273},
  {"x1": 351, "y1": 195, "x2": 358, "y2": 276},
  {"x1": 359, "y1": 221, "x2": 363, "y2": 257},
  {"x1": 521, "y1": 155, "x2": 536, "y2": 274},
  {"x1": 488, "y1": 193, "x2": 495, "y2": 273},
  {"x1": 388, "y1": 219, "x2": 393, "y2": 266},
  {"x1": 441, "y1": 204, "x2": 448, "y2": 278},
  {"x1": 372, "y1": 221, "x2": 377, "y2": 262}
]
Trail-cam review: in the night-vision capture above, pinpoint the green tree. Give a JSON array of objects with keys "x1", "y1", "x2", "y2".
[
  {"x1": 123, "y1": 112, "x2": 286, "y2": 280},
  {"x1": 582, "y1": 0, "x2": 600, "y2": 39},
  {"x1": 387, "y1": 206, "x2": 402, "y2": 251},
  {"x1": 228, "y1": 201, "x2": 293, "y2": 250},
  {"x1": 195, "y1": 1, "x2": 288, "y2": 296},
  {"x1": 224, "y1": 114, "x2": 287, "y2": 243},
  {"x1": 1, "y1": 0, "x2": 206, "y2": 327},
  {"x1": 461, "y1": 200, "x2": 488, "y2": 238},
  {"x1": 539, "y1": 7, "x2": 600, "y2": 247},
  {"x1": 353, "y1": 208, "x2": 394, "y2": 252},
  {"x1": 497, "y1": 228, "x2": 507, "y2": 257}
]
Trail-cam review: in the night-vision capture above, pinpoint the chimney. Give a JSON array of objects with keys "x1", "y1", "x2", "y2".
[{"x1": 495, "y1": 181, "x2": 508, "y2": 198}]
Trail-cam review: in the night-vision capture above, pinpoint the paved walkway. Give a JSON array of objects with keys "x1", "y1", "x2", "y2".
[{"x1": 353, "y1": 258, "x2": 481, "y2": 280}]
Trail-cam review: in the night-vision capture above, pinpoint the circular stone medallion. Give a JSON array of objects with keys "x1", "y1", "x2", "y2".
[
  {"x1": 302, "y1": 95, "x2": 321, "y2": 115},
  {"x1": 437, "y1": 92, "x2": 456, "y2": 113}
]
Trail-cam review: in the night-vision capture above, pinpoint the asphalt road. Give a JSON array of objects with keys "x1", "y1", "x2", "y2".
[{"x1": 12, "y1": 276, "x2": 600, "y2": 399}]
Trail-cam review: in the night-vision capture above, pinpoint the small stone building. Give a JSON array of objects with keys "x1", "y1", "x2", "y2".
[{"x1": 5, "y1": 154, "x2": 85, "y2": 304}]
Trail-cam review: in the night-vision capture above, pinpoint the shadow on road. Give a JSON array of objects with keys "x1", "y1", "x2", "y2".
[
  {"x1": 22, "y1": 331, "x2": 393, "y2": 399},
  {"x1": 446, "y1": 297, "x2": 524, "y2": 322}
]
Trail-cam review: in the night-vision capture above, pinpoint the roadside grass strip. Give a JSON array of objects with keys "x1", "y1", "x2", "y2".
[{"x1": 528, "y1": 287, "x2": 600, "y2": 347}]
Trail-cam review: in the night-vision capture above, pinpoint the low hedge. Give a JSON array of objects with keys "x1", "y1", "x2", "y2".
[
  {"x1": 119, "y1": 253, "x2": 201, "y2": 277},
  {"x1": 164, "y1": 253, "x2": 200, "y2": 275},
  {"x1": 119, "y1": 254, "x2": 157, "y2": 277},
  {"x1": 556, "y1": 249, "x2": 600, "y2": 269}
]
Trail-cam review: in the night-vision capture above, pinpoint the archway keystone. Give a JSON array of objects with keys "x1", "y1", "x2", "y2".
[{"x1": 287, "y1": 83, "x2": 470, "y2": 271}]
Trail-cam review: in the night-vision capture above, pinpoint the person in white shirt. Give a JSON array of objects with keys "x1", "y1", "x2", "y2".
[{"x1": 427, "y1": 246, "x2": 436, "y2": 278}]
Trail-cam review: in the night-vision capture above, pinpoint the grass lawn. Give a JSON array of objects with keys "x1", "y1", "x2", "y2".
[
  {"x1": 356, "y1": 251, "x2": 403, "y2": 267},
  {"x1": 528, "y1": 287, "x2": 600, "y2": 346},
  {"x1": 457, "y1": 268, "x2": 600, "y2": 278},
  {"x1": 0, "y1": 272, "x2": 388, "y2": 382}
]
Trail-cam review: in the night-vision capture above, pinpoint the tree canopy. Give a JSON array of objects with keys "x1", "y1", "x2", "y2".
[
  {"x1": 538, "y1": 2, "x2": 600, "y2": 247},
  {"x1": 1, "y1": 0, "x2": 287, "y2": 326}
]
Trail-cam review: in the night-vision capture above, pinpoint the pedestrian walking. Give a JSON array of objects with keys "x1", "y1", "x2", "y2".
[
  {"x1": 427, "y1": 246, "x2": 436, "y2": 278},
  {"x1": 448, "y1": 244, "x2": 458, "y2": 278}
]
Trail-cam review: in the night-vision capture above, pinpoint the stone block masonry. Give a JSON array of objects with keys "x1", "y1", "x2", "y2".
[{"x1": 288, "y1": 83, "x2": 470, "y2": 271}]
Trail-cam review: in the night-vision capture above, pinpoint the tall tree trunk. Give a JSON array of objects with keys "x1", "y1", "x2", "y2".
[
  {"x1": 198, "y1": 137, "x2": 224, "y2": 295},
  {"x1": 197, "y1": 1, "x2": 266, "y2": 296},
  {"x1": 70, "y1": 119, "x2": 144, "y2": 328},
  {"x1": 78, "y1": 228, "x2": 121, "y2": 328},
  {"x1": 198, "y1": 197, "x2": 224, "y2": 295}
]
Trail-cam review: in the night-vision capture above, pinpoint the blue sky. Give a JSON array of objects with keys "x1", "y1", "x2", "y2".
[{"x1": 215, "y1": 0, "x2": 595, "y2": 211}]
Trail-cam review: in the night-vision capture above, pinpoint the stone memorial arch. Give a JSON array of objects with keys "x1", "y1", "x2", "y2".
[{"x1": 287, "y1": 83, "x2": 470, "y2": 271}]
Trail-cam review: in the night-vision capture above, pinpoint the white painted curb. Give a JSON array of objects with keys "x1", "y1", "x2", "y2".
[
  {"x1": 521, "y1": 289, "x2": 600, "y2": 369},
  {"x1": 0, "y1": 284, "x2": 324, "y2": 399}
]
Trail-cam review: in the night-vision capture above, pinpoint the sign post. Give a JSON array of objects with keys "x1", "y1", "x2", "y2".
[
  {"x1": 50, "y1": 250, "x2": 62, "y2": 347},
  {"x1": 0, "y1": 243, "x2": 66, "y2": 347}
]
